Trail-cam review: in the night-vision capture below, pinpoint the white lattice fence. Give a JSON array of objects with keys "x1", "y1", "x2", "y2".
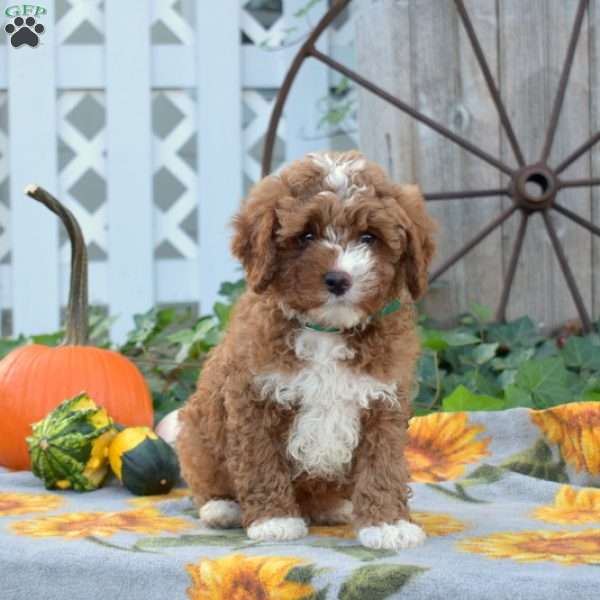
[
  {"x1": 0, "y1": 91, "x2": 8, "y2": 334},
  {"x1": 0, "y1": 0, "x2": 357, "y2": 340}
]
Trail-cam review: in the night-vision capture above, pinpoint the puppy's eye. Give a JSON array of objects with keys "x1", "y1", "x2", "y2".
[
  {"x1": 359, "y1": 232, "x2": 377, "y2": 245},
  {"x1": 298, "y1": 232, "x2": 316, "y2": 247}
]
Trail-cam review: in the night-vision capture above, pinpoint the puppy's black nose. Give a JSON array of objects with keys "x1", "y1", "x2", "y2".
[{"x1": 324, "y1": 271, "x2": 352, "y2": 296}]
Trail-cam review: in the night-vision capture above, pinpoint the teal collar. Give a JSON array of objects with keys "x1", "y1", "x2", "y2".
[{"x1": 304, "y1": 298, "x2": 403, "y2": 333}]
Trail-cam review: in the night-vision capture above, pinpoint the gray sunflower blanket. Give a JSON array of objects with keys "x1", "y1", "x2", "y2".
[{"x1": 1, "y1": 402, "x2": 600, "y2": 600}]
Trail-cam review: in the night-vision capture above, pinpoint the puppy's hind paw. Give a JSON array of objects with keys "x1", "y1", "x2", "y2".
[
  {"x1": 247, "y1": 517, "x2": 308, "y2": 542},
  {"x1": 358, "y1": 519, "x2": 426, "y2": 551},
  {"x1": 199, "y1": 499, "x2": 242, "y2": 529}
]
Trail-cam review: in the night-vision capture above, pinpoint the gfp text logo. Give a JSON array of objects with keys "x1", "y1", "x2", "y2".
[{"x1": 5, "y1": 5, "x2": 46, "y2": 17}]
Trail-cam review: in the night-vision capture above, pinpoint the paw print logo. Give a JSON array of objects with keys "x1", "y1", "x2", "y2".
[{"x1": 4, "y1": 16, "x2": 44, "y2": 48}]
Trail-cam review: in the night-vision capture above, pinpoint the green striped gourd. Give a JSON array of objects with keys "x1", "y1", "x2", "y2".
[{"x1": 27, "y1": 393, "x2": 116, "y2": 492}]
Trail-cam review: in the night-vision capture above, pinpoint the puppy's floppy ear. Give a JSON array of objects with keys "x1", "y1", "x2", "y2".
[
  {"x1": 394, "y1": 184, "x2": 437, "y2": 300},
  {"x1": 231, "y1": 177, "x2": 283, "y2": 293}
]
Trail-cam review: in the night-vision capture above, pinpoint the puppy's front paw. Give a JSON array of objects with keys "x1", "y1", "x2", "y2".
[
  {"x1": 358, "y1": 519, "x2": 426, "y2": 551},
  {"x1": 247, "y1": 517, "x2": 308, "y2": 542}
]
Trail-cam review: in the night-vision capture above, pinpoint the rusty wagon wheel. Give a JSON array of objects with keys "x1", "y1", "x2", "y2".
[{"x1": 261, "y1": 0, "x2": 600, "y2": 333}]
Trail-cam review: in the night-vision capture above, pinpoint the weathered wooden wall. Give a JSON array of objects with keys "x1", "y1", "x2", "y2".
[{"x1": 357, "y1": 0, "x2": 598, "y2": 329}]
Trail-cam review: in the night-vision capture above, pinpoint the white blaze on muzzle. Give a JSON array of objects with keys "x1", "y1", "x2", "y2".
[
  {"x1": 334, "y1": 242, "x2": 376, "y2": 301},
  {"x1": 307, "y1": 239, "x2": 377, "y2": 329}
]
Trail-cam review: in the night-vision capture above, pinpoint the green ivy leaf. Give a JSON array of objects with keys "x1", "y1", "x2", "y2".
[
  {"x1": 490, "y1": 348, "x2": 535, "y2": 371},
  {"x1": 470, "y1": 303, "x2": 493, "y2": 323},
  {"x1": 442, "y1": 331, "x2": 481, "y2": 347},
  {"x1": 203, "y1": 326, "x2": 223, "y2": 347},
  {"x1": 168, "y1": 317, "x2": 216, "y2": 363},
  {"x1": 565, "y1": 370, "x2": 588, "y2": 400},
  {"x1": 497, "y1": 368, "x2": 517, "y2": 388},
  {"x1": 534, "y1": 339, "x2": 561, "y2": 359},
  {"x1": 442, "y1": 370, "x2": 501, "y2": 399},
  {"x1": 487, "y1": 316, "x2": 542, "y2": 349},
  {"x1": 88, "y1": 309, "x2": 117, "y2": 347},
  {"x1": 503, "y1": 384, "x2": 534, "y2": 408},
  {"x1": 123, "y1": 307, "x2": 177, "y2": 350},
  {"x1": 561, "y1": 336, "x2": 600, "y2": 371},
  {"x1": 422, "y1": 329, "x2": 479, "y2": 351},
  {"x1": 582, "y1": 377, "x2": 600, "y2": 401},
  {"x1": 338, "y1": 564, "x2": 427, "y2": 600},
  {"x1": 442, "y1": 385, "x2": 504, "y2": 412},
  {"x1": 469, "y1": 342, "x2": 499, "y2": 365},
  {"x1": 457, "y1": 343, "x2": 499, "y2": 369},
  {"x1": 417, "y1": 351, "x2": 438, "y2": 383},
  {"x1": 218, "y1": 278, "x2": 245, "y2": 303},
  {"x1": 213, "y1": 302, "x2": 232, "y2": 329},
  {"x1": 30, "y1": 331, "x2": 64, "y2": 346},
  {"x1": 514, "y1": 357, "x2": 570, "y2": 407}
]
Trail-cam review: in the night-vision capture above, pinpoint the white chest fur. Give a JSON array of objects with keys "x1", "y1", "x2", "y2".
[{"x1": 255, "y1": 329, "x2": 397, "y2": 479}]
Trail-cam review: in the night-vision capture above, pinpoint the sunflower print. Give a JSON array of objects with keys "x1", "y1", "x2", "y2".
[
  {"x1": 532, "y1": 486, "x2": 600, "y2": 525},
  {"x1": 531, "y1": 402, "x2": 600, "y2": 475},
  {"x1": 406, "y1": 412, "x2": 491, "y2": 482},
  {"x1": 128, "y1": 488, "x2": 191, "y2": 507},
  {"x1": 458, "y1": 529, "x2": 600, "y2": 565},
  {"x1": 309, "y1": 511, "x2": 466, "y2": 539},
  {"x1": 185, "y1": 554, "x2": 316, "y2": 600},
  {"x1": 309, "y1": 524, "x2": 356, "y2": 539},
  {"x1": 412, "y1": 511, "x2": 468, "y2": 537},
  {"x1": 10, "y1": 507, "x2": 192, "y2": 539},
  {"x1": 0, "y1": 492, "x2": 64, "y2": 517}
]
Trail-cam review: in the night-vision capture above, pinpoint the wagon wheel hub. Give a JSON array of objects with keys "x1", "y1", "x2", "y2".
[{"x1": 513, "y1": 165, "x2": 558, "y2": 211}]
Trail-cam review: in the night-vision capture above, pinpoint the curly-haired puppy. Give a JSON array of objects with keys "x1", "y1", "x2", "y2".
[{"x1": 177, "y1": 150, "x2": 437, "y2": 551}]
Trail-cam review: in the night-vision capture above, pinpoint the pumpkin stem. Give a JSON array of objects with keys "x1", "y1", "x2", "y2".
[{"x1": 25, "y1": 184, "x2": 89, "y2": 346}]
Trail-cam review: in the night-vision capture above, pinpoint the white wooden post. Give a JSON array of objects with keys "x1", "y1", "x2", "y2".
[
  {"x1": 283, "y1": 0, "x2": 330, "y2": 161},
  {"x1": 196, "y1": 1, "x2": 242, "y2": 312},
  {"x1": 8, "y1": 4, "x2": 59, "y2": 335},
  {"x1": 105, "y1": 1, "x2": 154, "y2": 342}
]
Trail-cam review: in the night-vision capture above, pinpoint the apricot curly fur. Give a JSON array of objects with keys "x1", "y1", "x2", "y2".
[{"x1": 177, "y1": 151, "x2": 437, "y2": 534}]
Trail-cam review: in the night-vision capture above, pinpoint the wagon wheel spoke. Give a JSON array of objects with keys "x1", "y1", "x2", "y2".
[
  {"x1": 496, "y1": 212, "x2": 529, "y2": 322},
  {"x1": 261, "y1": 0, "x2": 350, "y2": 176},
  {"x1": 540, "y1": 0, "x2": 589, "y2": 163},
  {"x1": 553, "y1": 203, "x2": 600, "y2": 237},
  {"x1": 309, "y1": 48, "x2": 514, "y2": 176},
  {"x1": 454, "y1": 0, "x2": 524, "y2": 167},
  {"x1": 424, "y1": 188, "x2": 510, "y2": 202},
  {"x1": 542, "y1": 211, "x2": 592, "y2": 332},
  {"x1": 560, "y1": 177, "x2": 600, "y2": 190},
  {"x1": 555, "y1": 131, "x2": 600, "y2": 175},
  {"x1": 429, "y1": 205, "x2": 517, "y2": 282}
]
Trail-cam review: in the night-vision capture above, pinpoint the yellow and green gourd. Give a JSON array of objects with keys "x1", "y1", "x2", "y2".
[
  {"x1": 108, "y1": 427, "x2": 179, "y2": 496},
  {"x1": 27, "y1": 393, "x2": 116, "y2": 492}
]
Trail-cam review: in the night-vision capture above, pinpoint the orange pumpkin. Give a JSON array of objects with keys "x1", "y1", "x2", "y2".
[{"x1": 0, "y1": 185, "x2": 153, "y2": 470}]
